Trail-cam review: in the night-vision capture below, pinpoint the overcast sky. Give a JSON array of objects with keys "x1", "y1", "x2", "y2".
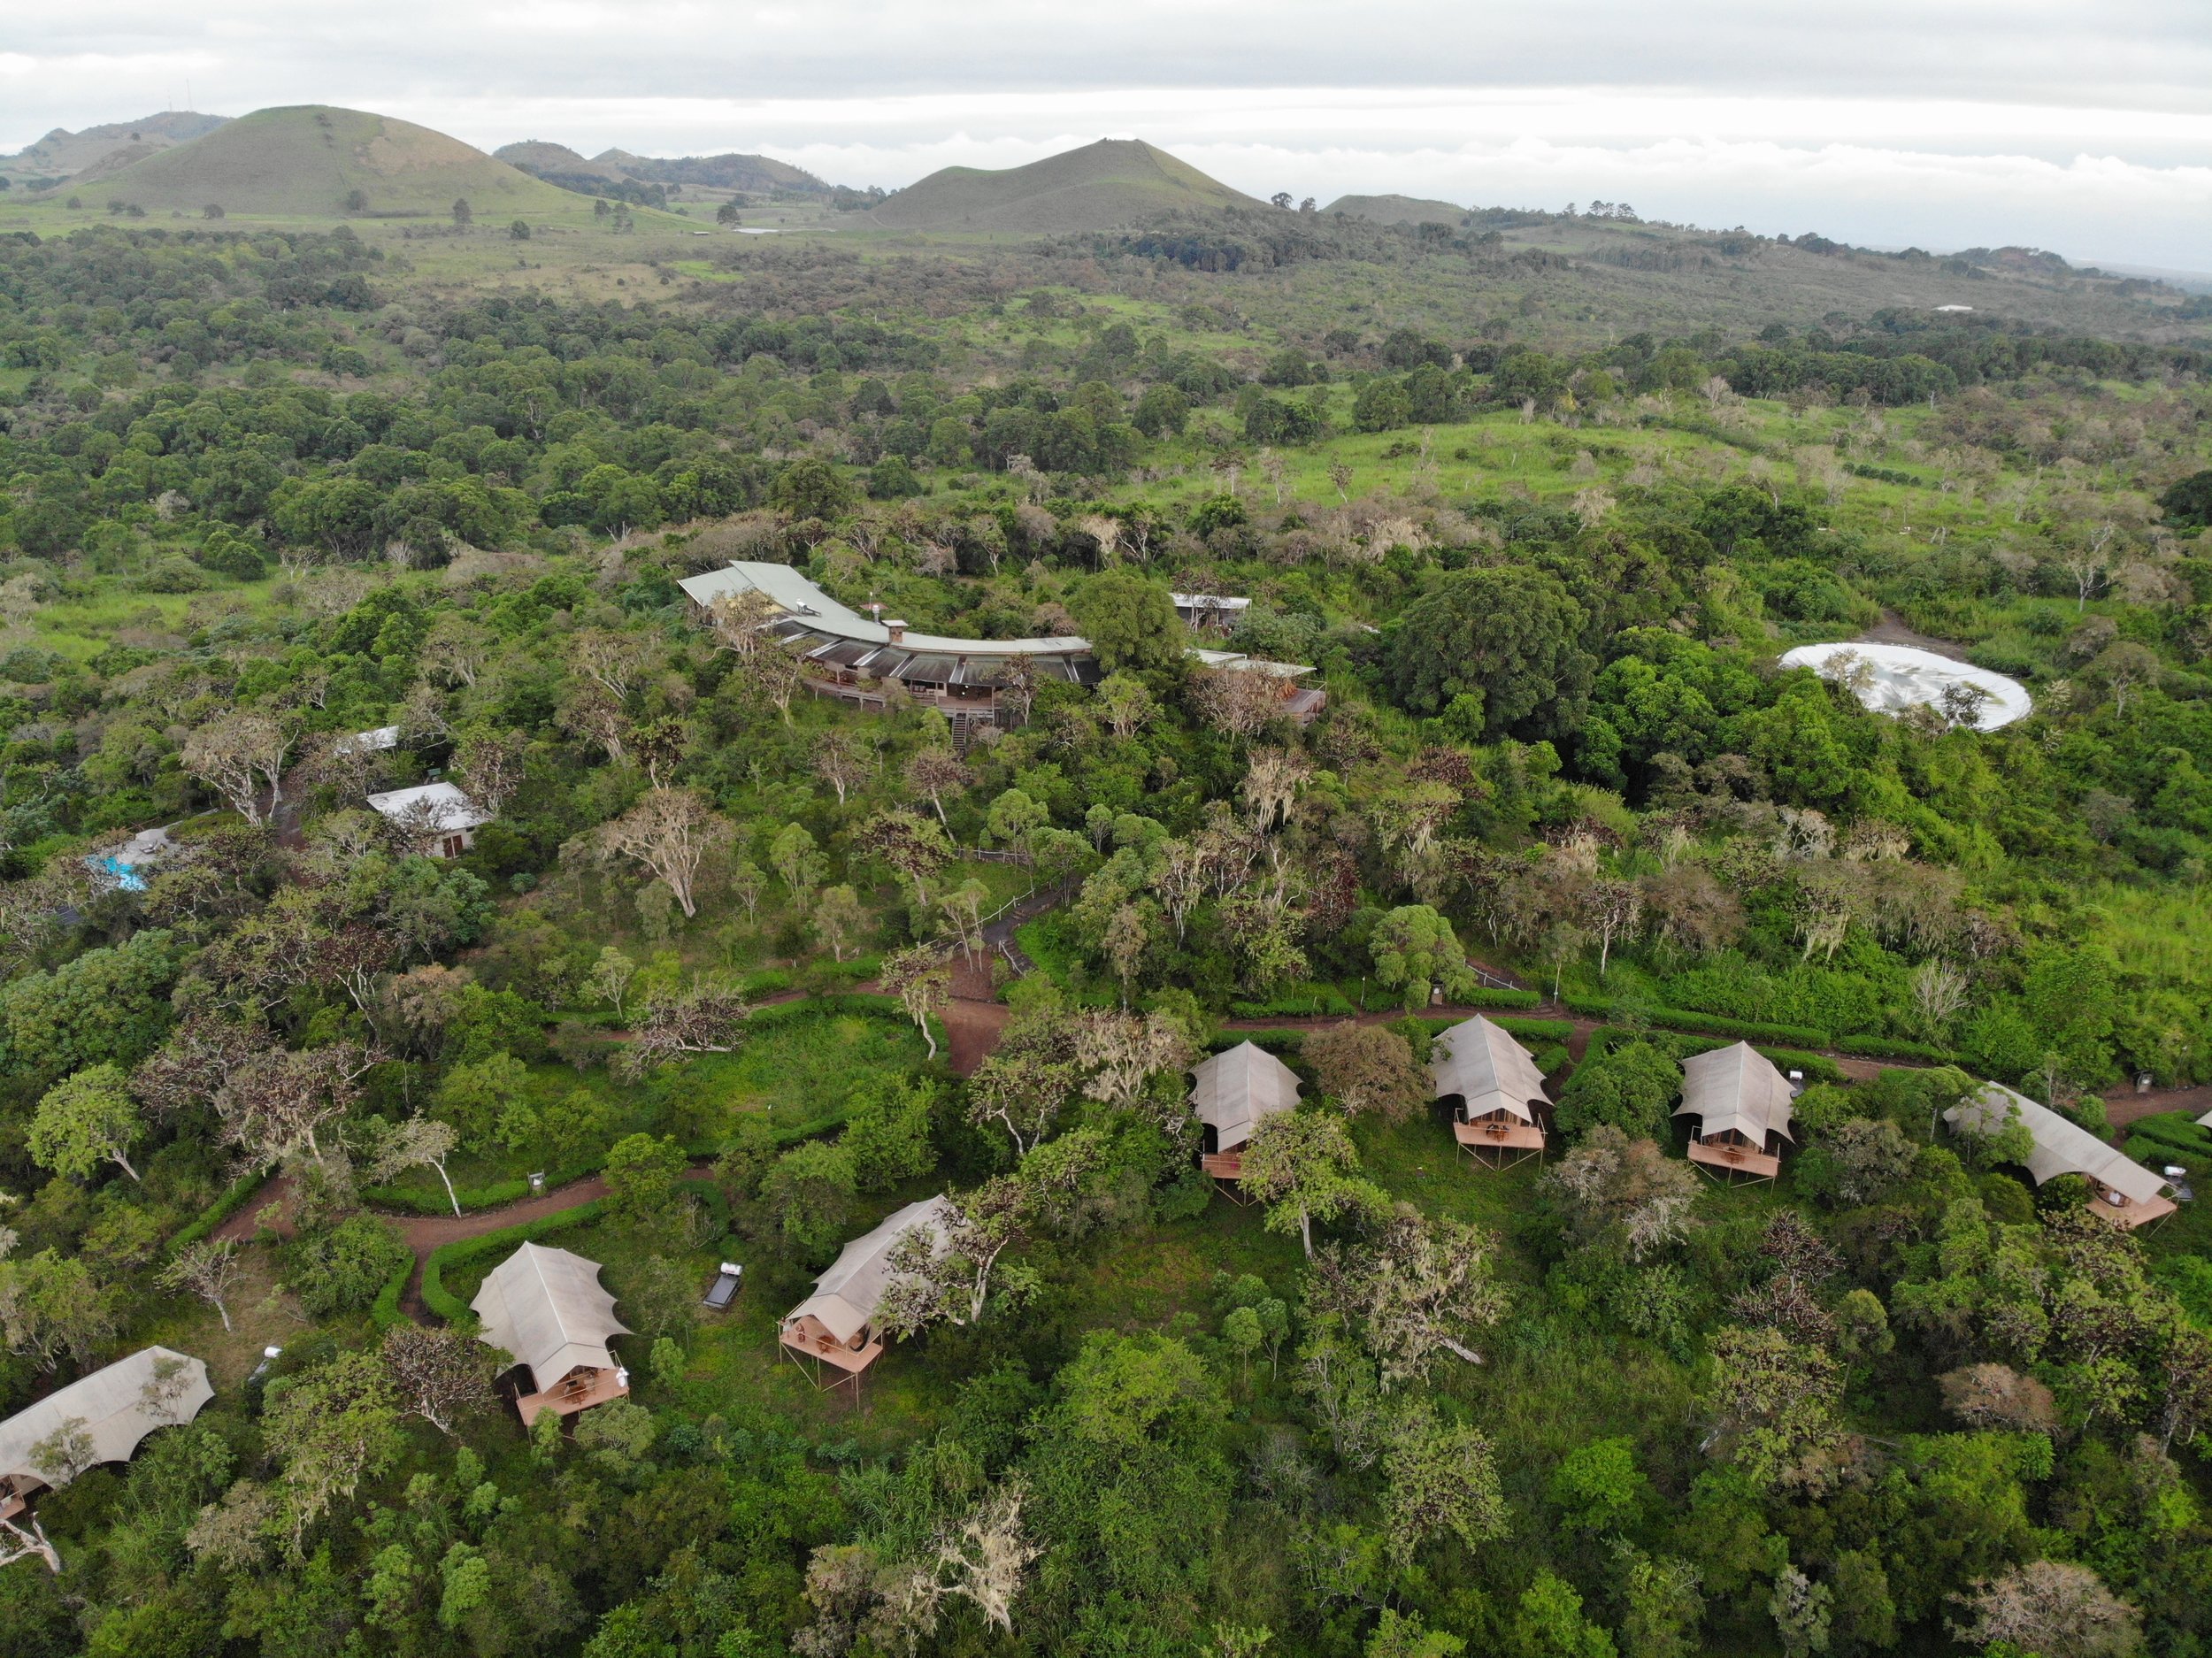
[{"x1": 6, "y1": 1, "x2": 2211, "y2": 269}]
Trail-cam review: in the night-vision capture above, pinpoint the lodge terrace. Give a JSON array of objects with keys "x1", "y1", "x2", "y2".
[{"x1": 680, "y1": 560, "x2": 1325, "y2": 741}]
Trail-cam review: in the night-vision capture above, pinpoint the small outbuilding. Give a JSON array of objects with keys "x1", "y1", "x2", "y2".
[
  {"x1": 0, "y1": 1347, "x2": 212, "y2": 1521},
  {"x1": 1191, "y1": 1041, "x2": 1304, "y2": 1186},
  {"x1": 470, "y1": 1243, "x2": 632, "y2": 1425},
  {"x1": 1947, "y1": 1082, "x2": 2176, "y2": 1230},
  {"x1": 1432, "y1": 1015, "x2": 1549, "y2": 1166},
  {"x1": 1171, "y1": 591, "x2": 1252, "y2": 633},
  {"x1": 366, "y1": 780, "x2": 490, "y2": 859},
  {"x1": 780, "y1": 1195, "x2": 956, "y2": 1392},
  {"x1": 1676, "y1": 1041, "x2": 1796, "y2": 1181}
]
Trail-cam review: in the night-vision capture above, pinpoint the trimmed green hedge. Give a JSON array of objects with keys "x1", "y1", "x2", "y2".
[
  {"x1": 1835, "y1": 1034, "x2": 1958, "y2": 1063},
  {"x1": 1454, "y1": 987, "x2": 1543, "y2": 1010},
  {"x1": 380, "y1": 1176, "x2": 736, "y2": 1331},
  {"x1": 169, "y1": 1166, "x2": 273, "y2": 1254},
  {"x1": 419, "y1": 1200, "x2": 611, "y2": 1325},
  {"x1": 1230, "y1": 983, "x2": 1362, "y2": 1019},
  {"x1": 1564, "y1": 995, "x2": 1830, "y2": 1049},
  {"x1": 1585, "y1": 1025, "x2": 1847, "y2": 1087}
]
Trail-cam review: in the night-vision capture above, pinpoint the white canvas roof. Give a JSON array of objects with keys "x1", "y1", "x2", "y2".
[
  {"x1": 785, "y1": 1194, "x2": 956, "y2": 1344},
  {"x1": 471, "y1": 1243, "x2": 630, "y2": 1390},
  {"x1": 339, "y1": 725, "x2": 403, "y2": 755},
  {"x1": 1172, "y1": 593, "x2": 1252, "y2": 612},
  {"x1": 1675, "y1": 1041, "x2": 1796, "y2": 1146},
  {"x1": 365, "y1": 780, "x2": 491, "y2": 833},
  {"x1": 682, "y1": 562, "x2": 1309, "y2": 675},
  {"x1": 1431, "y1": 1015, "x2": 1548, "y2": 1125},
  {"x1": 1191, "y1": 1041, "x2": 1304, "y2": 1153},
  {"x1": 681, "y1": 562, "x2": 1087, "y2": 656},
  {"x1": 1947, "y1": 1082, "x2": 2169, "y2": 1203},
  {"x1": 0, "y1": 1347, "x2": 211, "y2": 1490}
]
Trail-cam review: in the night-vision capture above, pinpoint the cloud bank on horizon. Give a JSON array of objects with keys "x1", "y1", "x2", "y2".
[{"x1": 4, "y1": 0, "x2": 2209, "y2": 269}]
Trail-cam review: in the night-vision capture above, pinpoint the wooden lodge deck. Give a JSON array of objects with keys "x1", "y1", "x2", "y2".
[
  {"x1": 780, "y1": 1324, "x2": 887, "y2": 1390},
  {"x1": 513, "y1": 1364, "x2": 627, "y2": 1427},
  {"x1": 1455, "y1": 1117, "x2": 1546, "y2": 1166},
  {"x1": 1200, "y1": 1152, "x2": 1246, "y2": 1180},
  {"x1": 1688, "y1": 1137, "x2": 1782, "y2": 1181},
  {"x1": 2089, "y1": 1186, "x2": 2177, "y2": 1231}
]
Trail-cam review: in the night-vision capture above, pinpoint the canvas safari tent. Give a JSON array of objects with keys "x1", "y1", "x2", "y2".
[
  {"x1": 1675, "y1": 1041, "x2": 1796, "y2": 1180},
  {"x1": 1947, "y1": 1081, "x2": 2176, "y2": 1229},
  {"x1": 0, "y1": 1347, "x2": 212, "y2": 1520},
  {"x1": 1191, "y1": 1041, "x2": 1303, "y2": 1183},
  {"x1": 470, "y1": 1243, "x2": 631, "y2": 1425},
  {"x1": 1431, "y1": 1014, "x2": 1550, "y2": 1165},
  {"x1": 780, "y1": 1194, "x2": 956, "y2": 1390}
]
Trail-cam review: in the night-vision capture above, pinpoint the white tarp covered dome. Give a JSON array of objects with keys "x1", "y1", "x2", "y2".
[{"x1": 1780, "y1": 641, "x2": 2031, "y2": 731}]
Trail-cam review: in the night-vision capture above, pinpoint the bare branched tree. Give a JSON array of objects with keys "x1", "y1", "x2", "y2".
[
  {"x1": 181, "y1": 711, "x2": 291, "y2": 825},
  {"x1": 598, "y1": 787, "x2": 731, "y2": 918}
]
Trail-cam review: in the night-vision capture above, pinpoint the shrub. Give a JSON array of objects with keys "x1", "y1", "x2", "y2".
[
  {"x1": 1555, "y1": 1040, "x2": 1679, "y2": 1142},
  {"x1": 288, "y1": 1215, "x2": 413, "y2": 1316}
]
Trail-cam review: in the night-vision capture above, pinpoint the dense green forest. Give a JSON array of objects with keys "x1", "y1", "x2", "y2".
[{"x1": 0, "y1": 216, "x2": 2209, "y2": 1658}]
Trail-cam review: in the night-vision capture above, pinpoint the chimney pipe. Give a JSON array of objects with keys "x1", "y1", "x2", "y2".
[{"x1": 886, "y1": 618, "x2": 907, "y2": 644}]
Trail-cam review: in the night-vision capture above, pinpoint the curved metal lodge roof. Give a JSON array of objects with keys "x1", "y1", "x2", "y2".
[
  {"x1": 680, "y1": 562, "x2": 1302, "y2": 688},
  {"x1": 680, "y1": 561, "x2": 1090, "y2": 656}
]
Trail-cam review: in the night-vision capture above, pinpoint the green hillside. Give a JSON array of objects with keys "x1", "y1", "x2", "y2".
[
  {"x1": 83, "y1": 104, "x2": 582, "y2": 220},
  {"x1": 1325, "y1": 191, "x2": 1469, "y2": 227},
  {"x1": 868, "y1": 137, "x2": 1263, "y2": 232},
  {"x1": 2, "y1": 111, "x2": 229, "y2": 187}
]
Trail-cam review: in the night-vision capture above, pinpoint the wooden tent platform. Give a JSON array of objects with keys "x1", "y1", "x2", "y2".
[
  {"x1": 513, "y1": 1365, "x2": 626, "y2": 1427},
  {"x1": 780, "y1": 1325, "x2": 885, "y2": 1392},
  {"x1": 2090, "y1": 1187, "x2": 2177, "y2": 1231},
  {"x1": 1455, "y1": 1117, "x2": 1545, "y2": 1167},
  {"x1": 1688, "y1": 1138, "x2": 1781, "y2": 1181},
  {"x1": 1200, "y1": 1152, "x2": 1246, "y2": 1180}
]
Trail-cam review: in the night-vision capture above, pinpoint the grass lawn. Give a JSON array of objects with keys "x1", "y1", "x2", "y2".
[{"x1": 374, "y1": 1007, "x2": 938, "y2": 1203}]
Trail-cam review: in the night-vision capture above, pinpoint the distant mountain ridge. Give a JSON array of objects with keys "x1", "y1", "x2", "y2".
[
  {"x1": 1324, "y1": 193, "x2": 1469, "y2": 228},
  {"x1": 495, "y1": 141, "x2": 826, "y2": 195},
  {"x1": 82, "y1": 105, "x2": 580, "y2": 219},
  {"x1": 867, "y1": 138, "x2": 1264, "y2": 233},
  {"x1": 2, "y1": 111, "x2": 229, "y2": 188}
]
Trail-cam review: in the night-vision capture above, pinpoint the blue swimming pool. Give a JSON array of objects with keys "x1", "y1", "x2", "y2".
[{"x1": 87, "y1": 855, "x2": 148, "y2": 893}]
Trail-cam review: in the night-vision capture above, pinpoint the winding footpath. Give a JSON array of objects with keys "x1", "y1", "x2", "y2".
[{"x1": 214, "y1": 960, "x2": 2212, "y2": 1324}]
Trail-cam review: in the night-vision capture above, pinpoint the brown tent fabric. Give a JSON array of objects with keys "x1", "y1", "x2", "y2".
[
  {"x1": 1674, "y1": 1041, "x2": 1795, "y2": 1145},
  {"x1": 1947, "y1": 1082, "x2": 2168, "y2": 1203},
  {"x1": 471, "y1": 1243, "x2": 631, "y2": 1393},
  {"x1": 0, "y1": 1347, "x2": 212, "y2": 1492},
  {"x1": 784, "y1": 1194, "x2": 956, "y2": 1346},
  {"x1": 1430, "y1": 1015, "x2": 1548, "y2": 1123},
  {"x1": 1190, "y1": 1042, "x2": 1303, "y2": 1153}
]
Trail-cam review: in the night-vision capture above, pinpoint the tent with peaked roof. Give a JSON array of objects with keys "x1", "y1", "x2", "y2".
[
  {"x1": 784, "y1": 1194, "x2": 956, "y2": 1350},
  {"x1": 1432, "y1": 1015, "x2": 1550, "y2": 1163},
  {"x1": 1431, "y1": 1015, "x2": 1548, "y2": 1124},
  {"x1": 471, "y1": 1243, "x2": 630, "y2": 1419},
  {"x1": 1675, "y1": 1041, "x2": 1795, "y2": 1178},
  {"x1": 0, "y1": 1347, "x2": 211, "y2": 1511},
  {"x1": 1191, "y1": 1042, "x2": 1303, "y2": 1157},
  {"x1": 1947, "y1": 1082, "x2": 2173, "y2": 1227}
]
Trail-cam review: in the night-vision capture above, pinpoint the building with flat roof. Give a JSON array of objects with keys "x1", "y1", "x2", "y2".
[{"x1": 366, "y1": 781, "x2": 490, "y2": 859}]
